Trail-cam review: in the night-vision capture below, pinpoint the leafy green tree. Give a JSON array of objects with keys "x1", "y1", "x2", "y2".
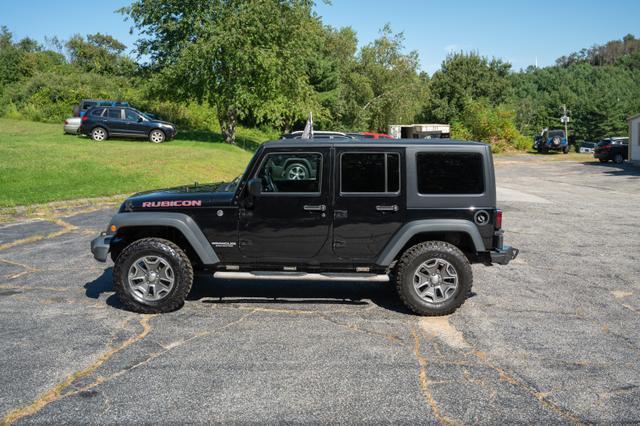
[
  {"x1": 347, "y1": 25, "x2": 426, "y2": 132},
  {"x1": 123, "y1": 0, "x2": 319, "y2": 144},
  {"x1": 451, "y1": 99, "x2": 529, "y2": 153},
  {"x1": 66, "y1": 33, "x2": 136, "y2": 76},
  {"x1": 423, "y1": 52, "x2": 511, "y2": 123}
]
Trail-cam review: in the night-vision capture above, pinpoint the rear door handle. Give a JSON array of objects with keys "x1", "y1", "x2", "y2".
[
  {"x1": 376, "y1": 205, "x2": 399, "y2": 212},
  {"x1": 304, "y1": 204, "x2": 326, "y2": 212}
]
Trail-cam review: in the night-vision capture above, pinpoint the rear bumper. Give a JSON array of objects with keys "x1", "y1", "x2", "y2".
[
  {"x1": 490, "y1": 245, "x2": 519, "y2": 265},
  {"x1": 64, "y1": 125, "x2": 80, "y2": 134},
  {"x1": 90, "y1": 233, "x2": 112, "y2": 262}
]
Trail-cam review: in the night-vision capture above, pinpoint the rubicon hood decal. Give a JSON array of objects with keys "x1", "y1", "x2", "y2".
[{"x1": 142, "y1": 200, "x2": 203, "y2": 208}]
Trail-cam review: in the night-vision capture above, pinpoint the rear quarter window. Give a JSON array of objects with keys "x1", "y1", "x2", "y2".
[
  {"x1": 90, "y1": 108, "x2": 105, "y2": 116},
  {"x1": 416, "y1": 152, "x2": 484, "y2": 194}
]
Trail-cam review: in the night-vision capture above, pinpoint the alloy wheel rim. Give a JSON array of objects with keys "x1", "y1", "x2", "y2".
[
  {"x1": 127, "y1": 255, "x2": 175, "y2": 303},
  {"x1": 413, "y1": 258, "x2": 459, "y2": 304},
  {"x1": 287, "y1": 166, "x2": 306, "y2": 180},
  {"x1": 150, "y1": 131, "x2": 164, "y2": 143},
  {"x1": 93, "y1": 129, "x2": 105, "y2": 140}
]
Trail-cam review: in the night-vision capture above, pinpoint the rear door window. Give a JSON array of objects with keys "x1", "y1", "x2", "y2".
[
  {"x1": 340, "y1": 152, "x2": 401, "y2": 194},
  {"x1": 107, "y1": 108, "x2": 122, "y2": 119},
  {"x1": 416, "y1": 152, "x2": 484, "y2": 194}
]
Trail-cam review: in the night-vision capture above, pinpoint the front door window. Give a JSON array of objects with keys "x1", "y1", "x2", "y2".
[{"x1": 256, "y1": 152, "x2": 322, "y2": 194}]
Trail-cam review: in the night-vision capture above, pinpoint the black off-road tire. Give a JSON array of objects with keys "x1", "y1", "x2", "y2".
[
  {"x1": 563, "y1": 146, "x2": 569, "y2": 154},
  {"x1": 113, "y1": 238, "x2": 193, "y2": 313},
  {"x1": 394, "y1": 241, "x2": 472, "y2": 316},
  {"x1": 614, "y1": 153, "x2": 624, "y2": 164},
  {"x1": 599, "y1": 158, "x2": 608, "y2": 163}
]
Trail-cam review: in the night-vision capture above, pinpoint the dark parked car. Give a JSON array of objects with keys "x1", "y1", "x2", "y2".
[
  {"x1": 79, "y1": 106, "x2": 177, "y2": 143},
  {"x1": 91, "y1": 138, "x2": 518, "y2": 316},
  {"x1": 594, "y1": 137, "x2": 628, "y2": 163}
]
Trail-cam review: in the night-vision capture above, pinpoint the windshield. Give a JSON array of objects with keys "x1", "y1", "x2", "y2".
[
  {"x1": 218, "y1": 175, "x2": 241, "y2": 192},
  {"x1": 548, "y1": 130, "x2": 564, "y2": 138}
]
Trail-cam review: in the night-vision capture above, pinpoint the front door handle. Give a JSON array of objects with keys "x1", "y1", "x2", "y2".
[
  {"x1": 376, "y1": 204, "x2": 399, "y2": 212},
  {"x1": 304, "y1": 204, "x2": 326, "y2": 212}
]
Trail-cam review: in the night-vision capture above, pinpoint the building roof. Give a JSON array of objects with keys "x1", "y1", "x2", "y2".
[{"x1": 628, "y1": 113, "x2": 640, "y2": 122}]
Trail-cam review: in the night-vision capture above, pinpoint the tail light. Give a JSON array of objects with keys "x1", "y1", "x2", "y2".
[
  {"x1": 64, "y1": 120, "x2": 68, "y2": 125},
  {"x1": 496, "y1": 209, "x2": 503, "y2": 230},
  {"x1": 82, "y1": 116, "x2": 89, "y2": 122}
]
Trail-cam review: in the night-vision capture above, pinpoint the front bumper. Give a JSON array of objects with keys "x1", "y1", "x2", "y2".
[
  {"x1": 490, "y1": 245, "x2": 519, "y2": 265},
  {"x1": 90, "y1": 233, "x2": 112, "y2": 262}
]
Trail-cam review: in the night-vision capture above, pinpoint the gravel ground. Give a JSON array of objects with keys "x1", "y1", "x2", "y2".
[{"x1": 0, "y1": 157, "x2": 639, "y2": 424}]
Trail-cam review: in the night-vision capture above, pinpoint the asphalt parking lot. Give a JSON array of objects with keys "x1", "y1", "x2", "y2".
[{"x1": 1, "y1": 157, "x2": 639, "y2": 424}]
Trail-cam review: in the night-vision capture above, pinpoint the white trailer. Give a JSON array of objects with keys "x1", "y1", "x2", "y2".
[{"x1": 388, "y1": 124, "x2": 450, "y2": 139}]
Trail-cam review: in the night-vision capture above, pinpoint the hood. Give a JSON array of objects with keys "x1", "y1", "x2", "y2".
[
  {"x1": 121, "y1": 182, "x2": 236, "y2": 212},
  {"x1": 154, "y1": 119, "x2": 175, "y2": 127}
]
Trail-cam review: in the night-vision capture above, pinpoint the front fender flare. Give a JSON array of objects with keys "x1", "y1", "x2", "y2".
[
  {"x1": 109, "y1": 212, "x2": 219, "y2": 265},
  {"x1": 376, "y1": 219, "x2": 486, "y2": 267}
]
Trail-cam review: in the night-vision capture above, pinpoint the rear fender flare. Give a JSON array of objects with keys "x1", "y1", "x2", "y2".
[{"x1": 376, "y1": 219, "x2": 486, "y2": 267}]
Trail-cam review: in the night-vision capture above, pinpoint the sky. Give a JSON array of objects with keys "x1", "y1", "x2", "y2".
[{"x1": 1, "y1": 0, "x2": 639, "y2": 74}]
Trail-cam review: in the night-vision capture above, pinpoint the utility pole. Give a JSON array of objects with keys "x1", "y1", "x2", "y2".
[{"x1": 560, "y1": 105, "x2": 570, "y2": 140}]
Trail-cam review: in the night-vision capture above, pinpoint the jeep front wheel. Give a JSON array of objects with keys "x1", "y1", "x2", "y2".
[
  {"x1": 394, "y1": 241, "x2": 472, "y2": 316},
  {"x1": 113, "y1": 238, "x2": 193, "y2": 313}
]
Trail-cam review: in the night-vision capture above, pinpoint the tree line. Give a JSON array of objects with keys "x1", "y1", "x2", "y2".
[{"x1": 1, "y1": 0, "x2": 640, "y2": 150}]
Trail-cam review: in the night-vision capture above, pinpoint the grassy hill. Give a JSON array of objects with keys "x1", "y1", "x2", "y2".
[{"x1": 0, "y1": 118, "x2": 270, "y2": 207}]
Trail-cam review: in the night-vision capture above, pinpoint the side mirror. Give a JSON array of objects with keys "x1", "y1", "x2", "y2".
[
  {"x1": 137, "y1": 117, "x2": 144, "y2": 122},
  {"x1": 247, "y1": 178, "x2": 262, "y2": 197}
]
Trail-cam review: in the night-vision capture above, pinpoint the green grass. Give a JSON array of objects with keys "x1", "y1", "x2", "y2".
[{"x1": 0, "y1": 118, "x2": 273, "y2": 207}]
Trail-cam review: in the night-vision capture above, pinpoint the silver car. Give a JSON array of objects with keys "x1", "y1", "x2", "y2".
[{"x1": 63, "y1": 117, "x2": 81, "y2": 134}]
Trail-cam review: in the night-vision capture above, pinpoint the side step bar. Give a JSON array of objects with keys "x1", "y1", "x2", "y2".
[{"x1": 213, "y1": 271, "x2": 389, "y2": 282}]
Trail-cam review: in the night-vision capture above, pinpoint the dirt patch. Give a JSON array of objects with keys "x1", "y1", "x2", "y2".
[{"x1": 419, "y1": 316, "x2": 470, "y2": 349}]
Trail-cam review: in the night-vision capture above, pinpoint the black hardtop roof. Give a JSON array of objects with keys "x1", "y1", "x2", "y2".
[{"x1": 263, "y1": 138, "x2": 487, "y2": 148}]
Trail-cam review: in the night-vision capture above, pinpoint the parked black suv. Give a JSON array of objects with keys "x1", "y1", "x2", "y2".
[
  {"x1": 91, "y1": 139, "x2": 518, "y2": 316},
  {"x1": 79, "y1": 106, "x2": 177, "y2": 143},
  {"x1": 594, "y1": 137, "x2": 629, "y2": 163}
]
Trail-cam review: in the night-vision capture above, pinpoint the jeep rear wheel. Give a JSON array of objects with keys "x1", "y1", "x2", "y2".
[
  {"x1": 614, "y1": 153, "x2": 624, "y2": 164},
  {"x1": 91, "y1": 127, "x2": 107, "y2": 142},
  {"x1": 113, "y1": 238, "x2": 193, "y2": 313},
  {"x1": 394, "y1": 241, "x2": 472, "y2": 316}
]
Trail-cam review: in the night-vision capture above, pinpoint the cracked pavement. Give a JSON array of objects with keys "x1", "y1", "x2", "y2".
[{"x1": 0, "y1": 158, "x2": 639, "y2": 424}]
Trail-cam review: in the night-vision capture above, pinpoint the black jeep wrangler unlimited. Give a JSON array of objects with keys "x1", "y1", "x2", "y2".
[{"x1": 91, "y1": 139, "x2": 518, "y2": 315}]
